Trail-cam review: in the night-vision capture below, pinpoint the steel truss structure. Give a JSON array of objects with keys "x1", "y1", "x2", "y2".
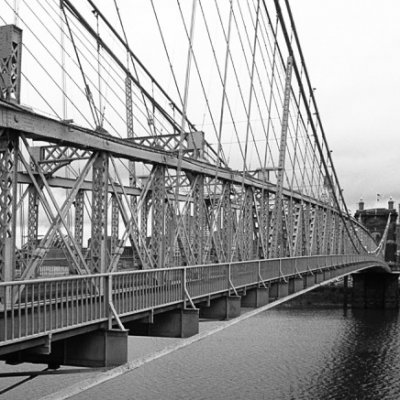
[{"x1": 0, "y1": 0, "x2": 381, "y2": 290}]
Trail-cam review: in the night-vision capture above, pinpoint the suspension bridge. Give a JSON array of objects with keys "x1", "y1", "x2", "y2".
[{"x1": 0, "y1": 0, "x2": 394, "y2": 369}]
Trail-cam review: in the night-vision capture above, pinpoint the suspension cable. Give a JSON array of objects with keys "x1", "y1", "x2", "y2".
[
  {"x1": 84, "y1": 0, "x2": 198, "y2": 133},
  {"x1": 273, "y1": 0, "x2": 360, "y2": 253},
  {"x1": 150, "y1": 0, "x2": 184, "y2": 107},
  {"x1": 61, "y1": 3, "x2": 101, "y2": 127}
]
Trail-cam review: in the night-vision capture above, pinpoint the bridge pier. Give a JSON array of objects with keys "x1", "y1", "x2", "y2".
[
  {"x1": 3, "y1": 329, "x2": 128, "y2": 368},
  {"x1": 127, "y1": 308, "x2": 199, "y2": 338},
  {"x1": 53, "y1": 329, "x2": 128, "y2": 367},
  {"x1": 289, "y1": 277, "x2": 304, "y2": 294},
  {"x1": 323, "y1": 269, "x2": 332, "y2": 281},
  {"x1": 199, "y1": 295, "x2": 241, "y2": 320},
  {"x1": 352, "y1": 272, "x2": 399, "y2": 309},
  {"x1": 269, "y1": 280, "x2": 289, "y2": 301},
  {"x1": 304, "y1": 273, "x2": 315, "y2": 289},
  {"x1": 241, "y1": 287, "x2": 269, "y2": 308},
  {"x1": 315, "y1": 271, "x2": 324, "y2": 284}
]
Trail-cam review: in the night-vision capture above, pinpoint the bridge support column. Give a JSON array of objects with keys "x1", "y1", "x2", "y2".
[
  {"x1": 150, "y1": 165, "x2": 166, "y2": 268},
  {"x1": 323, "y1": 269, "x2": 332, "y2": 281},
  {"x1": 0, "y1": 132, "x2": 18, "y2": 284},
  {"x1": 315, "y1": 271, "x2": 324, "y2": 284},
  {"x1": 269, "y1": 281, "x2": 289, "y2": 301},
  {"x1": 289, "y1": 277, "x2": 304, "y2": 294},
  {"x1": 352, "y1": 273, "x2": 399, "y2": 309},
  {"x1": 241, "y1": 287, "x2": 269, "y2": 308},
  {"x1": 190, "y1": 174, "x2": 205, "y2": 265},
  {"x1": 304, "y1": 273, "x2": 315, "y2": 289},
  {"x1": 5, "y1": 329, "x2": 129, "y2": 368},
  {"x1": 200, "y1": 295, "x2": 241, "y2": 320},
  {"x1": 127, "y1": 308, "x2": 199, "y2": 338},
  {"x1": 91, "y1": 152, "x2": 109, "y2": 274},
  {"x1": 222, "y1": 182, "x2": 233, "y2": 262},
  {"x1": 59, "y1": 329, "x2": 128, "y2": 367}
]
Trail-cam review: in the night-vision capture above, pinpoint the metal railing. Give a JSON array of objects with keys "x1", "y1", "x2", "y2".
[{"x1": 0, "y1": 254, "x2": 386, "y2": 348}]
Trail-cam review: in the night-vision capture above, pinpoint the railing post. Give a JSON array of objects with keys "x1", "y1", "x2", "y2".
[
  {"x1": 181, "y1": 267, "x2": 195, "y2": 309},
  {"x1": 182, "y1": 268, "x2": 187, "y2": 308},
  {"x1": 107, "y1": 274, "x2": 112, "y2": 329},
  {"x1": 105, "y1": 273, "x2": 125, "y2": 331},
  {"x1": 3, "y1": 283, "x2": 9, "y2": 340},
  {"x1": 228, "y1": 263, "x2": 232, "y2": 296}
]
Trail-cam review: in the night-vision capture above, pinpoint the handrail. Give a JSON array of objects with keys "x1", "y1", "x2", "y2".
[
  {"x1": 0, "y1": 254, "x2": 388, "y2": 348},
  {"x1": 0, "y1": 253, "x2": 386, "y2": 287}
]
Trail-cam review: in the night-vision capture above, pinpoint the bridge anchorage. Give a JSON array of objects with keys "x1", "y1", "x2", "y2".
[{"x1": 0, "y1": 1, "x2": 394, "y2": 370}]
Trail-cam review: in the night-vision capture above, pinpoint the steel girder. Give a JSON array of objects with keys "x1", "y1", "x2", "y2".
[
  {"x1": 17, "y1": 138, "x2": 94, "y2": 280},
  {"x1": 27, "y1": 185, "x2": 39, "y2": 259},
  {"x1": 255, "y1": 189, "x2": 269, "y2": 259},
  {"x1": 34, "y1": 146, "x2": 91, "y2": 175},
  {"x1": 90, "y1": 152, "x2": 109, "y2": 274},
  {"x1": 2, "y1": 131, "x2": 378, "y2": 280},
  {"x1": 271, "y1": 56, "x2": 293, "y2": 259},
  {"x1": 111, "y1": 194, "x2": 120, "y2": 257},
  {"x1": 0, "y1": 100, "x2": 343, "y2": 210},
  {"x1": 0, "y1": 25, "x2": 22, "y2": 104},
  {"x1": 165, "y1": 202, "x2": 176, "y2": 267},
  {"x1": 0, "y1": 98, "x2": 379, "y2": 279},
  {"x1": 190, "y1": 174, "x2": 205, "y2": 264},
  {"x1": 74, "y1": 189, "x2": 84, "y2": 249},
  {"x1": 150, "y1": 165, "x2": 166, "y2": 268},
  {"x1": 0, "y1": 99, "x2": 378, "y2": 255},
  {"x1": 291, "y1": 203, "x2": 302, "y2": 256},
  {"x1": 240, "y1": 186, "x2": 254, "y2": 261},
  {"x1": 106, "y1": 167, "x2": 152, "y2": 271},
  {"x1": 125, "y1": 76, "x2": 137, "y2": 207},
  {"x1": 0, "y1": 25, "x2": 21, "y2": 282},
  {"x1": 0, "y1": 132, "x2": 17, "y2": 282},
  {"x1": 222, "y1": 182, "x2": 233, "y2": 261}
]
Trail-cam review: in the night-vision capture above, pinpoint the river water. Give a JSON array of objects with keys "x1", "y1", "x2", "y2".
[{"x1": 2, "y1": 307, "x2": 400, "y2": 399}]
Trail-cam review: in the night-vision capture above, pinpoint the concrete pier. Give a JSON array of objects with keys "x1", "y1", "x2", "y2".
[
  {"x1": 56, "y1": 329, "x2": 129, "y2": 367},
  {"x1": 304, "y1": 274, "x2": 315, "y2": 288},
  {"x1": 4, "y1": 329, "x2": 129, "y2": 368},
  {"x1": 241, "y1": 287, "x2": 269, "y2": 308},
  {"x1": 269, "y1": 281, "x2": 289, "y2": 301},
  {"x1": 127, "y1": 308, "x2": 199, "y2": 338},
  {"x1": 289, "y1": 278, "x2": 304, "y2": 294},
  {"x1": 199, "y1": 295, "x2": 241, "y2": 320},
  {"x1": 315, "y1": 271, "x2": 324, "y2": 284}
]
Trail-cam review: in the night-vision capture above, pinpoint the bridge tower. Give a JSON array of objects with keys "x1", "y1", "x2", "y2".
[
  {"x1": 0, "y1": 25, "x2": 22, "y2": 284},
  {"x1": 354, "y1": 198, "x2": 399, "y2": 268},
  {"x1": 352, "y1": 198, "x2": 399, "y2": 308}
]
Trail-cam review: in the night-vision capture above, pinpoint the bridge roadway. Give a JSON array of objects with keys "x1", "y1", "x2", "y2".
[{"x1": 0, "y1": 254, "x2": 388, "y2": 366}]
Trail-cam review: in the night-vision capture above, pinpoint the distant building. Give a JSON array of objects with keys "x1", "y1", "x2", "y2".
[{"x1": 354, "y1": 198, "x2": 399, "y2": 269}]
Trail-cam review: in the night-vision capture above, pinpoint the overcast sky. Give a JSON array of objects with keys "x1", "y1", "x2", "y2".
[
  {"x1": 103, "y1": 0, "x2": 400, "y2": 212},
  {"x1": 109, "y1": 0, "x2": 400, "y2": 213},
  {"x1": 290, "y1": 0, "x2": 400, "y2": 212}
]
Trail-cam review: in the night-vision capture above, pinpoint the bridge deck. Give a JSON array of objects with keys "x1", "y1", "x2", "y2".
[{"x1": 0, "y1": 254, "x2": 386, "y2": 356}]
